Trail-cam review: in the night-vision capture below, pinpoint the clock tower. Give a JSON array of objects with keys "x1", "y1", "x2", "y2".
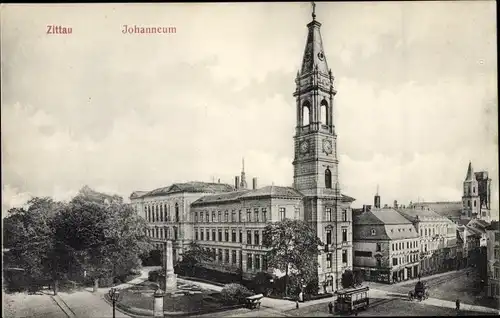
[
  {"x1": 292, "y1": 4, "x2": 355, "y2": 292},
  {"x1": 293, "y1": 6, "x2": 338, "y2": 197}
]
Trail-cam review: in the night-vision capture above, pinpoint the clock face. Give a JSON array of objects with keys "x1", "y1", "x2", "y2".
[
  {"x1": 323, "y1": 140, "x2": 332, "y2": 154},
  {"x1": 300, "y1": 140, "x2": 309, "y2": 154}
]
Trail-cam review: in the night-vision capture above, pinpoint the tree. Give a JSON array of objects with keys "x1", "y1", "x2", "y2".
[
  {"x1": 263, "y1": 219, "x2": 324, "y2": 297},
  {"x1": 178, "y1": 242, "x2": 214, "y2": 276},
  {"x1": 54, "y1": 188, "x2": 152, "y2": 291},
  {"x1": 3, "y1": 197, "x2": 68, "y2": 294},
  {"x1": 341, "y1": 269, "x2": 363, "y2": 289}
]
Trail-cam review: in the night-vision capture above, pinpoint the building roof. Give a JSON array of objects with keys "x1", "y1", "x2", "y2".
[
  {"x1": 192, "y1": 186, "x2": 303, "y2": 205},
  {"x1": 131, "y1": 182, "x2": 234, "y2": 199},
  {"x1": 411, "y1": 201, "x2": 462, "y2": 219},
  {"x1": 395, "y1": 207, "x2": 450, "y2": 222},
  {"x1": 353, "y1": 208, "x2": 419, "y2": 240},
  {"x1": 486, "y1": 221, "x2": 499, "y2": 231},
  {"x1": 300, "y1": 15, "x2": 329, "y2": 75}
]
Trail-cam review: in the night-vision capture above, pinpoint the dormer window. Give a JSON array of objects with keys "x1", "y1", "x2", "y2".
[{"x1": 371, "y1": 229, "x2": 376, "y2": 236}]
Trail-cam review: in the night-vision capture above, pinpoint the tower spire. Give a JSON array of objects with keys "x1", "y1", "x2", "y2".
[
  {"x1": 311, "y1": 2, "x2": 316, "y2": 20},
  {"x1": 465, "y1": 161, "x2": 473, "y2": 181}
]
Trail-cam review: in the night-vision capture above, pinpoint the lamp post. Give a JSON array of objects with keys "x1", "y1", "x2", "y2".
[{"x1": 108, "y1": 288, "x2": 121, "y2": 318}]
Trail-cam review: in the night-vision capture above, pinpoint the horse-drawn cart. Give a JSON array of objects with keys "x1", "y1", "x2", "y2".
[
  {"x1": 245, "y1": 294, "x2": 263, "y2": 309},
  {"x1": 408, "y1": 280, "x2": 429, "y2": 301}
]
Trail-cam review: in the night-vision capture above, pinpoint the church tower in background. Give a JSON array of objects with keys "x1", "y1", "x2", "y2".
[{"x1": 293, "y1": 3, "x2": 355, "y2": 291}]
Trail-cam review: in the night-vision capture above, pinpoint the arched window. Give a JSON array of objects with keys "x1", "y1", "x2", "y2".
[
  {"x1": 302, "y1": 101, "x2": 311, "y2": 126},
  {"x1": 155, "y1": 227, "x2": 159, "y2": 238},
  {"x1": 320, "y1": 100, "x2": 328, "y2": 125},
  {"x1": 468, "y1": 200, "x2": 470, "y2": 207},
  {"x1": 155, "y1": 206, "x2": 159, "y2": 223},
  {"x1": 325, "y1": 168, "x2": 332, "y2": 189},
  {"x1": 175, "y1": 203, "x2": 180, "y2": 222},
  {"x1": 473, "y1": 200, "x2": 476, "y2": 207},
  {"x1": 174, "y1": 227, "x2": 178, "y2": 240},
  {"x1": 160, "y1": 205, "x2": 164, "y2": 222}
]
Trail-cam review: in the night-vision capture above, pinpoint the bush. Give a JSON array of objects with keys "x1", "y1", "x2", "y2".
[
  {"x1": 99, "y1": 276, "x2": 114, "y2": 288},
  {"x1": 251, "y1": 272, "x2": 273, "y2": 295},
  {"x1": 148, "y1": 269, "x2": 161, "y2": 282},
  {"x1": 220, "y1": 283, "x2": 254, "y2": 305}
]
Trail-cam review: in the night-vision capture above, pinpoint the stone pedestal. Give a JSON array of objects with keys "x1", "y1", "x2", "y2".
[
  {"x1": 153, "y1": 288, "x2": 164, "y2": 318},
  {"x1": 164, "y1": 240, "x2": 177, "y2": 292}
]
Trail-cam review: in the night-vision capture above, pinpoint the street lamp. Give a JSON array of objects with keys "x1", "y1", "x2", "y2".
[{"x1": 108, "y1": 288, "x2": 121, "y2": 318}]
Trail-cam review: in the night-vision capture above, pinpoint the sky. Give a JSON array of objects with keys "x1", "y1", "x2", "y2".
[{"x1": 1, "y1": 2, "x2": 498, "y2": 218}]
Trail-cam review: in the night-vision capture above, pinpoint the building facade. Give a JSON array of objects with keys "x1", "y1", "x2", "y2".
[
  {"x1": 353, "y1": 207, "x2": 420, "y2": 284},
  {"x1": 485, "y1": 221, "x2": 499, "y2": 299},
  {"x1": 130, "y1": 182, "x2": 234, "y2": 261},
  {"x1": 397, "y1": 207, "x2": 458, "y2": 275}
]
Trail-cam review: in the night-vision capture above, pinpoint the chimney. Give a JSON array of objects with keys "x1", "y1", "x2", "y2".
[
  {"x1": 363, "y1": 205, "x2": 372, "y2": 212},
  {"x1": 252, "y1": 177, "x2": 258, "y2": 190},
  {"x1": 218, "y1": 178, "x2": 220, "y2": 183},
  {"x1": 383, "y1": 203, "x2": 388, "y2": 208},
  {"x1": 235, "y1": 176, "x2": 240, "y2": 190},
  {"x1": 394, "y1": 200, "x2": 398, "y2": 208},
  {"x1": 374, "y1": 185, "x2": 381, "y2": 208}
]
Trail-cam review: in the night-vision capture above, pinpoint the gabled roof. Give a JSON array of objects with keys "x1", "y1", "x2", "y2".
[
  {"x1": 396, "y1": 207, "x2": 447, "y2": 222},
  {"x1": 191, "y1": 186, "x2": 304, "y2": 206},
  {"x1": 411, "y1": 201, "x2": 462, "y2": 219},
  {"x1": 353, "y1": 208, "x2": 419, "y2": 240},
  {"x1": 131, "y1": 182, "x2": 234, "y2": 199}
]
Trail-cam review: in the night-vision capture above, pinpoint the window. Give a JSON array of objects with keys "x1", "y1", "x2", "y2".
[
  {"x1": 326, "y1": 208, "x2": 332, "y2": 222},
  {"x1": 218, "y1": 211, "x2": 221, "y2": 222},
  {"x1": 238, "y1": 210, "x2": 242, "y2": 222},
  {"x1": 342, "y1": 228, "x2": 347, "y2": 242},
  {"x1": 326, "y1": 229, "x2": 332, "y2": 245},
  {"x1": 354, "y1": 251, "x2": 372, "y2": 257},
  {"x1": 279, "y1": 208, "x2": 286, "y2": 221},
  {"x1": 425, "y1": 229, "x2": 427, "y2": 236},
  {"x1": 232, "y1": 229, "x2": 237, "y2": 242},
  {"x1": 325, "y1": 168, "x2": 332, "y2": 189},
  {"x1": 393, "y1": 258, "x2": 398, "y2": 266},
  {"x1": 327, "y1": 254, "x2": 332, "y2": 268},
  {"x1": 420, "y1": 229, "x2": 423, "y2": 236},
  {"x1": 371, "y1": 229, "x2": 376, "y2": 236},
  {"x1": 175, "y1": 203, "x2": 179, "y2": 222},
  {"x1": 174, "y1": 227, "x2": 178, "y2": 240},
  {"x1": 218, "y1": 249, "x2": 222, "y2": 262},
  {"x1": 302, "y1": 102, "x2": 310, "y2": 126},
  {"x1": 212, "y1": 212, "x2": 216, "y2": 222},
  {"x1": 406, "y1": 242, "x2": 409, "y2": 249},
  {"x1": 194, "y1": 212, "x2": 198, "y2": 223},
  {"x1": 199, "y1": 211, "x2": 203, "y2": 223},
  {"x1": 255, "y1": 256, "x2": 261, "y2": 270},
  {"x1": 254, "y1": 208, "x2": 259, "y2": 222},
  {"x1": 160, "y1": 206, "x2": 164, "y2": 222},
  {"x1": 474, "y1": 201, "x2": 477, "y2": 207},
  {"x1": 232, "y1": 250, "x2": 237, "y2": 264},
  {"x1": 225, "y1": 229, "x2": 229, "y2": 242},
  {"x1": 206, "y1": 229, "x2": 209, "y2": 241},
  {"x1": 155, "y1": 227, "x2": 159, "y2": 238},
  {"x1": 247, "y1": 254, "x2": 253, "y2": 270},
  {"x1": 200, "y1": 229, "x2": 204, "y2": 241},
  {"x1": 254, "y1": 231, "x2": 260, "y2": 245},
  {"x1": 262, "y1": 256, "x2": 268, "y2": 270},
  {"x1": 195, "y1": 229, "x2": 199, "y2": 241},
  {"x1": 239, "y1": 230, "x2": 243, "y2": 243},
  {"x1": 376, "y1": 243, "x2": 381, "y2": 252},
  {"x1": 295, "y1": 207, "x2": 300, "y2": 219},
  {"x1": 468, "y1": 200, "x2": 470, "y2": 207},
  {"x1": 262, "y1": 208, "x2": 267, "y2": 222},
  {"x1": 212, "y1": 230, "x2": 216, "y2": 241},
  {"x1": 224, "y1": 211, "x2": 229, "y2": 222},
  {"x1": 232, "y1": 210, "x2": 236, "y2": 222},
  {"x1": 247, "y1": 230, "x2": 252, "y2": 245},
  {"x1": 473, "y1": 187, "x2": 475, "y2": 193},
  {"x1": 392, "y1": 243, "x2": 395, "y2": 251},
  {"x1": 377, "y1": 259, "x2": 382, "y2": 268},
  {"x1": 218, "y1": 229, "x2": 222, "y2": 241},
  {"x1": 342, "y1": 249, "x2": 348, "y2": 264},
  {"x1": 342, "y1": 210, "x2": 347, "y2": 222},
  {"x1": 247, "y1": 209, "x2": 251, "y2": 222},
  {"x1": 225, "y1": 249, "x2": 229, "y2": 263}
]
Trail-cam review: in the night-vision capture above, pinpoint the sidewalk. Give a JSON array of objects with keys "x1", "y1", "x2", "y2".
[{"x1": 83, "y1": 266, "x2": 160, "y2": 294}]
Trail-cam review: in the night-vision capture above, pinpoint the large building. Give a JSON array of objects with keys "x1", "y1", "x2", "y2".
[
  {"x1": 396, "y1": 207, "x2": 458, "y2": 275},
  {"x1": 130, "y1": 8, "x2": 355, "y2": 292},
  {"x1": 353, "y1": 206, "x2": 420, "y2": 284},
  {"x1": 485, "y1": 221, "x2": 499, "y2": 299}
]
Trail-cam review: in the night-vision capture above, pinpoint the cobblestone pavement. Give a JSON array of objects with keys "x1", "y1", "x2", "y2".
[{"x1": 3, "y1": 291, "x2": 67, "y2": 318}]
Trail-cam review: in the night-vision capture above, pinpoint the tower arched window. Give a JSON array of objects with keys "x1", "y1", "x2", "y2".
[
  {"x1": 320, "y1": 100, "x2": 328, "y2": 125},
  {"x1": 473, "y1": 187, "x2": 475, "y2": 194},
  {"x1": 302, "y1": 101, "x2": 311, "y2": 126},
  {"x1": 468, "y1": 200, "x2": 470, "y2": 207},
  {"x1": 474, "y1": 200, "x2": 476, "y2": 207},
  {"x1": 325, "y1": 168, "x2": 332, "y2": 189},
  {"x1": 175, "y1": 203, "x2": 180, "y2": 222}
]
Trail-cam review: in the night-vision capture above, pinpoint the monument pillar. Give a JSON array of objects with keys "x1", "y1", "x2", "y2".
[
  {"x1": 164, "y1": 240, "x2": 178, "y2": 292},
  {"x1": 153, "y1": 288, "x2": 164, "y2": 318}
]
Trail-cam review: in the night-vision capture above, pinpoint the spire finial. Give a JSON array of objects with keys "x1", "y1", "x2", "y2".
[
  {"x1": 376, "y1": 184, "x2": 379, "y2": 195},
  {"x1": 311, "y1": 2, "x2": 316, "y2": 20},
  {"x1": 242, "y1": 157, "x2": 245, "y2": 172}
]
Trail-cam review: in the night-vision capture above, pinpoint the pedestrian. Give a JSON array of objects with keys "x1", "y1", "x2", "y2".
[
  {"x1": 466, "y1": 272, "x2": 469, "y2": 277},
  {"x1": 328, "y1": 301, "x2": 333, "y2": 313},
  {"x1": 295, "y1": 300, "x2": 299, "y2": 309},
  {"x1": 456, "y1": 299, "x2": 460, "y2": 311}
]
